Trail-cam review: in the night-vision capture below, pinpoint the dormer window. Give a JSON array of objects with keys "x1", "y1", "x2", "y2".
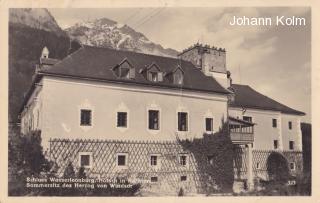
[
  {"x1": 144, "y1": 63, "x2": 163, "y2": 82},
  {"x1": 173, "y1": 67, "x2": 184, "y2": 85},
  {"x1": 113, "y1": 58, "x2": 135, "y2": 79},
  {"x1": 148, "y1": 71, "x2": 158, "y2": 82}
]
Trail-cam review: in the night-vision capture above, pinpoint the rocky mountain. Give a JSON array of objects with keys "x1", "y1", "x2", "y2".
[
  {"x1": 65, "y1": 18, "x2": 179, "y2": 58},
  {"x1": 9, "y1": 8, "x2": 66, "y2": 36}
]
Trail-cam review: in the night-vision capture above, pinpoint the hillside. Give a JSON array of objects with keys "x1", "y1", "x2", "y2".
[
  {"x1": 9, "y1": 8, "x2": 65, "y2": 36},
  {"x1": 9, "y1": 24, "x2": 70, "y2": 123}
]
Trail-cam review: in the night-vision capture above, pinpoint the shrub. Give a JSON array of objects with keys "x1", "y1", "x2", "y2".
[
  {"x1": 8, "y1": 130, "x2": 52, "y2": 196},
  {"x1": 267, "y1": 152, "x2": 290, "y2": 184},
  {"x1": 178, "y1": 120, "x2": 234, "y2": 194}
]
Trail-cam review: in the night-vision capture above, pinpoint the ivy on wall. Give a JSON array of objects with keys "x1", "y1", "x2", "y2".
[{"x1": 177, "y1": 120, "x2": 234, "y2": 194}]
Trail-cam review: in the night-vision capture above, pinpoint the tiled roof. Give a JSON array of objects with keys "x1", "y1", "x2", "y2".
[
  {"x1": 229, "y1": 84, "x2": 305, "y2": 115},
  {"x1": 38, "y1": 46, "x2": 230, "y2": 94}
]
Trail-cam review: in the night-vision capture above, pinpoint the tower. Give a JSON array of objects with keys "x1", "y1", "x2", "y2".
[{"x1": 178, "y1": 43, "x2": 229, "y2": 88}]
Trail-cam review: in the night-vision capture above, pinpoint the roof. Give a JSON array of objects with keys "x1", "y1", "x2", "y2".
[
  {"x1": 229, "y1": 116, "x2": 255, "y2": 126},
  {"x1": 229, "y1": 84, "x2": 305, "y2": 115},
  {"x1": 38, "y1": 46, "x2": 230, "y2": 95}
]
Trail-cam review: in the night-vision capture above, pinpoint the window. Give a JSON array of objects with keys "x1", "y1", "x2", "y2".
[
  {"x1": 173, "y1": 69, "x2": 184, "y2": 85},
  {"x1": 289, "y1": 141, "x2": 295, "y2": 150},
  {"x1": 117, "y1": 112, "x2": 127, "y2": 128},
  {"x1": 150, "y1": 155, "x2": 158, "y2": 166},
  {"x1": 179, "y1": 155, "x2": 187, "y2": 166},
  {"x1": 148, "y1": 110, "x2": 159, "y2": 130},
  {"x1": 205, "y1": 117, "x2": 213, "y2": 132},
  {"x1": 113, "y1": 60, "x2": 135, "y2": 79},
  {"x1": 272, "y1": 119, "x2": 277, "y2": 128},
  {"x1": 81, "y1": 155, "x2": 90, "y2": 166},
  {"x1": 80, "y1": 109, "x2": 92, "y2": 126},
  {"x1": 288, "y1": 121, "x2": 292, "y2": 130},
  {"x1": 117, "y1": 154, "x2": 127, "y2": 166},
  {"x1": 178, "y1": 112, "x2": 188, "y2": 131},
  {"x1": 150, "y1": 176, "x2": 158, "y2": 182},
  {"x1": 243, "y1": 116, "x2": 252, "y2": 122},
  {"x1": 180, "y1": 176, "x2": 187, "y2": 181},
  {"x1": 274, "y1": 140, "x2": 279, "y2": 149},
  {"x1": 148, "y1": 71, "x2": 158, "y2": 82},
  {"x1": 289, "y1": 162, "x2": 296, "y2": 170},
  {"x1": 79, "y1": 152, "x2": 92, "y2": 168}
]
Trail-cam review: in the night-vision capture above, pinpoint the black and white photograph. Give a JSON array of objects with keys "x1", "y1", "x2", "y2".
[{"x1": 5, "y1": 4, "x2": 313, "y2": 198}]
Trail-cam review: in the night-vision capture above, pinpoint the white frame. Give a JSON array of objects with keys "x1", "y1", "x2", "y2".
[
  {"x1": 78, "y1": 99, "x2": 94, "y2": 131},
  {"x1": 149, "y1": 153, "x2": 161, "y2": 169},
  {"x1": 178, "y1": 154, "x2": 189, "y2": 168},
  {"x1": 289, "y1": 140, "x2": 295, "y2": 150},
  {"x1": 273, "y1": 139, "x2": 279, "y2": 150},
  {"x1": 116, "y1": 153, "x2": 128, "y2": 169},
  {"x1": 78, "y1": 152, "x2": 93, "y2": 169},
  {"x1": 147, "y1": 103, "x2": 161, "y2": 135},
  {"x1": 205, "y1": 117, "x2": 214, "y2": 134},
  {"x1": 272, "y1": 118, "x2": 278, "y2": 128},
  {"x1": 176, "y1": 107, "x2": 190, "y2": 134},
  {"x1": 115, "y1": 102, "x2": 129, "y2": 132}
]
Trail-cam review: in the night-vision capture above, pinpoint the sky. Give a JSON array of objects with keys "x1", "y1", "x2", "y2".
[{"x1": 49, "y1": 7, "x2": 311, "y2": 122}]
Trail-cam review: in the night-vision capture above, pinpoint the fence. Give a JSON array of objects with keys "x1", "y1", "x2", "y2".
[
  {"x1": 49, "y1": 138, "x2": 303, "y2": 194},
  {"x1": 233, "y1": 146, "x2": 303, "y2": 180}
]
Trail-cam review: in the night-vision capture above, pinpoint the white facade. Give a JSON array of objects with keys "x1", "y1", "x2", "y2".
[
  {"x1": 21, "y1": 75, "x2": 229, "y2": 150},
  {"x1": 229, "y1": 107, "x2": 302, "y2": 151}
]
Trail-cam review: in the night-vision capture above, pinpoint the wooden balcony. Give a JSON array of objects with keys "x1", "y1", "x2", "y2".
[
  {"x1": 230, "y1": 132, "x2": 254, "y2": 143},
  {"x1": 229, "y1": 116, "x2": 255, "y2": 144}
]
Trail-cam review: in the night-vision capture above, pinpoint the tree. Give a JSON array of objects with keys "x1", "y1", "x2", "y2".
[{"x1": 267, "y1": 152, "x2": 290, "y2": 184}]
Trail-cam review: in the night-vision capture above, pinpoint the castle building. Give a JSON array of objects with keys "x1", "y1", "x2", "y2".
[{"x1": 19, "y1": 44, "x2": 304, "y2": 194}]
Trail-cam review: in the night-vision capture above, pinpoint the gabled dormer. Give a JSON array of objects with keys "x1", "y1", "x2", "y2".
[
  {"x1": 112, "y1": 58, "x2": 135, "y2": 79},
  {"x1": 141, "y1": 62, "x2": 163, "y2": 82},
  {"x1": 165, "y1": 65, "x2": 184, "y2": 85}
]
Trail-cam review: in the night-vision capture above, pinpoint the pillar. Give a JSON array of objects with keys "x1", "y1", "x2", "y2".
[{"x1": 246, "y1": 143, "x2": 254, "y2": 190}]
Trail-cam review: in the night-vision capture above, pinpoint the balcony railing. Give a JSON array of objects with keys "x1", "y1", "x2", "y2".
[{"x1": 230, "y1": 132, "x2": 254, "y2": 143}]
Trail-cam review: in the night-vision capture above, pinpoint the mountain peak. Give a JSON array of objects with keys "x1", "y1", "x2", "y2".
[{"x1": 66, "y1": 17, "x2": 179, "y2": 58}]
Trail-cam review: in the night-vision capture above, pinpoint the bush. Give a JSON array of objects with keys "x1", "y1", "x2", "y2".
[
  {"x1": 267, "y1": 152, "x2": 290, "y2": 184},
  {"x1": 8, "y1": 130, "x2": 52, "y2": 196}
]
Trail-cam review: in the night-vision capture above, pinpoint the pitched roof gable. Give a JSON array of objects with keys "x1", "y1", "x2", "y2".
[{"x1": 229, "y1": 84, "x2": 305, "y2": 115}]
